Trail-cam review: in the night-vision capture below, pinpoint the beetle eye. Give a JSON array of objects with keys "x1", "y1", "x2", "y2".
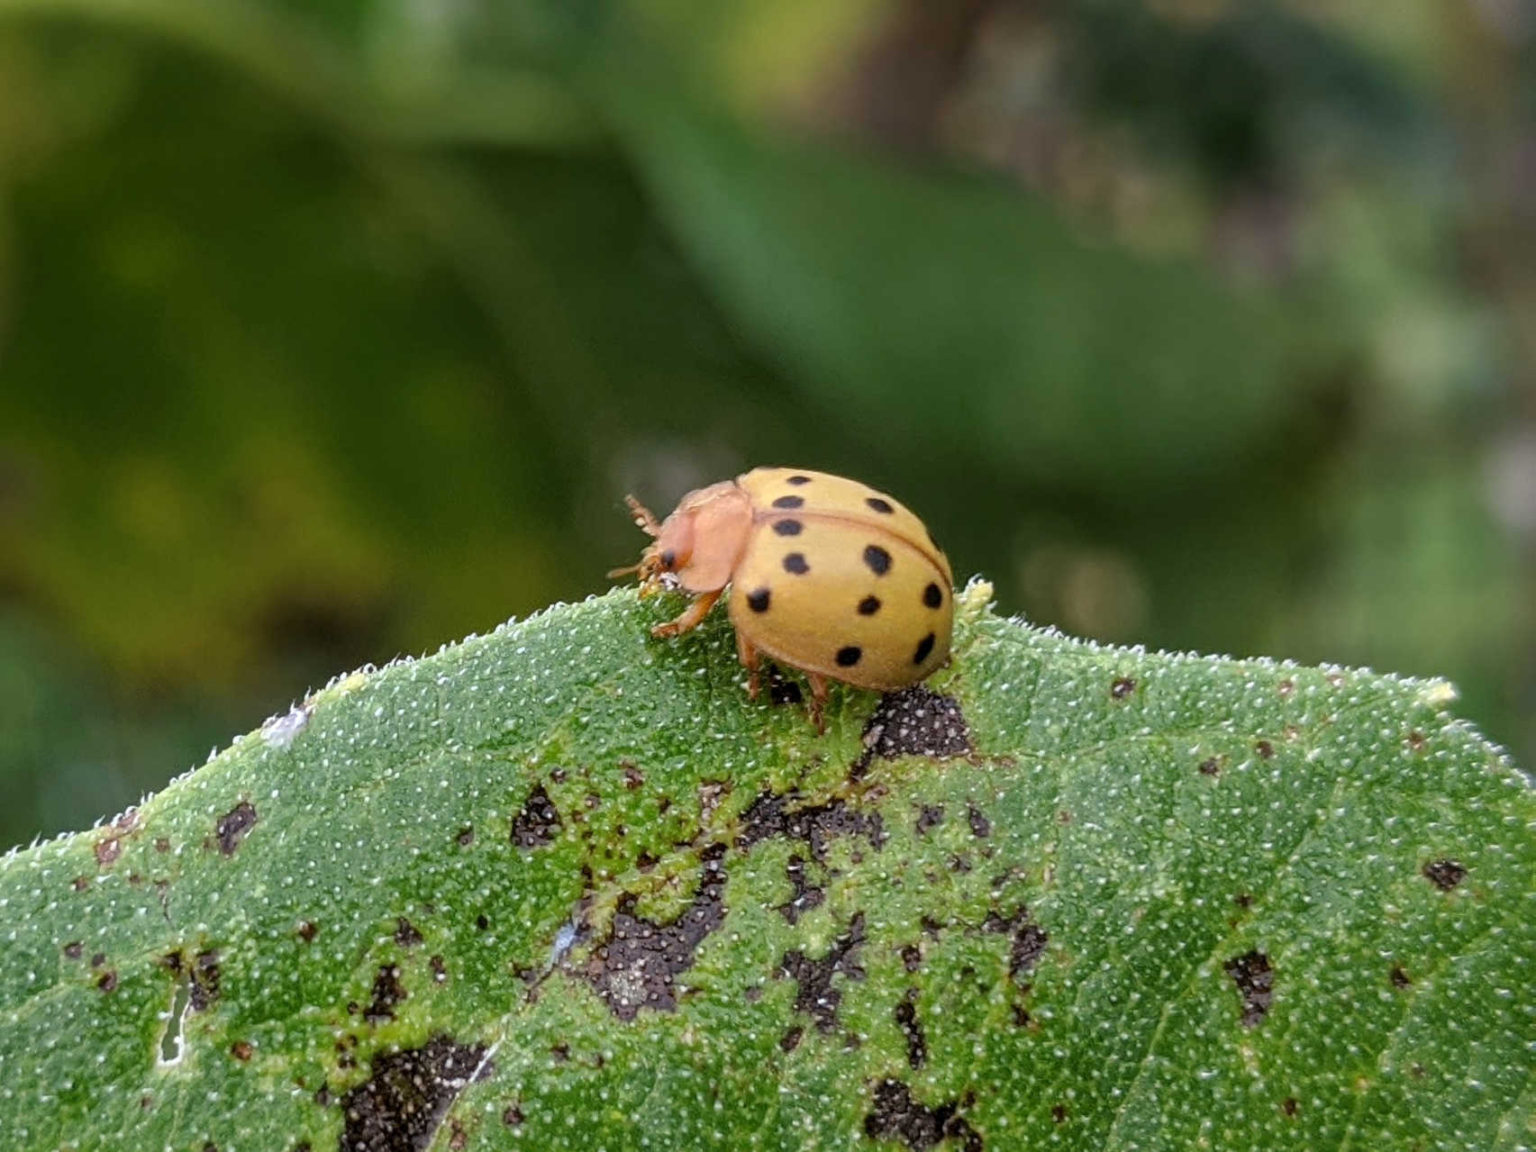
[{"x1": 659, "y1": 549, "x2": 677, "y2": 570}]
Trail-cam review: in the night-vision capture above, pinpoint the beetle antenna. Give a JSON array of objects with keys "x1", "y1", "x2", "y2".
[{"x1": 625, "y1": 495, "x2": 662, "y2": 537}]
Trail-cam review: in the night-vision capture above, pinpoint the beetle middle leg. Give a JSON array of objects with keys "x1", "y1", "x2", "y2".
[
  {"x1": 805, "y1": 672, "x2": 828, "y2": 735},
  {"x1": 735, "y1": 631, "x2": 762, "y2": 700},
  {"x1": 651, "y1": 589, "x2": 722, "y2": 638}
]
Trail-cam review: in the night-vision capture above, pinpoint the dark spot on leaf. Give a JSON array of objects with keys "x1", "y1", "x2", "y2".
[
  {"x1": 366, "y1": 964, "x2": 408, "y2": 1023},
  {"x1": 863, "y1": 1080, "x2": 982, "y2": 1152},
  {"x1": 315, "y1": 1086, "x2": 332, "y2": 1107},
  {"x1": 586, "y1": 844, "x2": 727, "y2": 1020},
  {"x1": 1423, "y1": 859, "x2": 1466, "y2": 890},
  {"x1": 297, "y1": 920, "x2": 318, "y2": 943},
  {"x1": 780, "y1": 1026, "x2": 804, "y2": 1053},
  {"x1": 455, "y1": 826, "x2": 474, "y2": 847},
  {"x1": 215, "y1": 802, "x2": 259, "y2": 855},
  {"x1": 1277, "y1": 678, "x2": 1295, "y2": 698},
  {"x1": 779, "y1": 913, "x2": 866, "y2": 1032},
  {"x1": 339, "y1": 1034, "x2": 488, "y2": 1152},
  {"x1": 1390, "y1": 965, "x2": 1412, "y2": 989},
  {"x1": 916, "y1": 805, "x2": 945, "y2": 835},
  {"x1": 230, "y1": 1040, "x2": 252, "y2": 1061},
  {"x1": 1234, "y1": 893, "x2": 1253, "y2": 909},
  {"x1": 768, "y1": 668, "x2": 804, "y2": 705},
  {"x1": 1255, "y1": 740, "x2": 1275, "y2": 759},
  {"x1": 966, "y1": 805, "x2": 991, "y2": 838},
  {"x1": 895, "y1": 990, "x2": 927, "y2": 1069},
  {"x1": 502, "y1": 1104, "x2": 524, "y2": 1127},
  {"x1": 1281, "y1": 1097, "x2": 1298, "y2": 1117},
  {"x1": 189, "y1": 950, "x2": 221, "y2": 1010},
  {"x1": 511, "y1": 785, "x2": 562, "y2": 850},
  {"x1": 63, "y1": 941, "x2": 83, "y2": 960},
  {"x1": 1052, "y1": 1104, "x2": 1068, "y2": 1124},
  {"x1": 395, "y1": 918, "x2": 423, "y2": 948},
  {"x1": 89, "y1": 951, "x2": 105, "y2": 968},
  {"x1": 475, "y1": 914, "x2": 489, "y2": 932},
  {"x1": 1406, "y1": 729, "x2": 1428, "y2": 753},
  {"x1": 448, "y1": 1119, "x2": 467, "y2": 1151},
  {"x1": 901, "y1": 944, "x2": 923, "y2": 973},
  {"x1": 97, "y1": 970, "x2": 118, "y2": 993},
  {"x1": 1110, "y1": 677, "x2": 1136, "y2": 699},
  {"x1": 779, "y1": 855, "x2": 825, "y2": 924},
  {"x1": 622, "y1": 761, "x2": 645, "y2": 789},
  {"x1": 1225, "y1": 949, "x2": 1274, "y2": 1027},
  {"x1": 154, "y1": 837, "x2": 171, "y2": 852},
  {"x1": 95, "y1": 837, "x2": 121, "y2": 867},
  {"x1": 1199, "y1": 756, "x2": 1223, "y2": 776},
  {"x1": 1011, "y1": 1004, "x2": 1033, "y2": 1028},
  {"x1": 984, "y1": 909, "x2": 1049, "y2": 984},
  {"x1": 858, "y1": 687, "x2": 971, "y2": 770},
  {"x1": 739, "y1": 792, "x2": 885, "y2": 862},
  {"x1": 71, "y1": 876, "x2": 90, "y2": 892},
  {"x1": 431, "y1": 955, "x2": 447, "y2": 984}
]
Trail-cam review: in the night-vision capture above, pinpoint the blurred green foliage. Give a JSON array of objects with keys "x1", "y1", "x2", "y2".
[{"x1": 1, "y1": 0, "x2": 1531, "y2": 849}]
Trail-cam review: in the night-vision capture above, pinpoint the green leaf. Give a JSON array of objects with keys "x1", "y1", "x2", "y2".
[{"x1": 1, "y1": 584, "x2": 1530, "y2": 1150}]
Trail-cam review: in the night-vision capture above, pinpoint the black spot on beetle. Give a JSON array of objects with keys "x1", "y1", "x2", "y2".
[
  {"x1": 215, "y1": 801, "x2": 258, "y2": 855},
  {"x1": 923, "y1": 583, "x2": 943, "y2": 608},
  {"x1": 863, "y1": 1080, "x2": 982, "y2": 1152},
  {"x1": 366, "y1": 964, "x2": 408, "y2": 1023},
  {"x1": 786, "y1": 475, "x2": 812, "y2": 486},
  {"x1": 836, "y1": 645, "x2": 863, "y2": 667},
  {"x1": 779, "y1": 913, "x2": 865, "y2": 1032},
  {"x1": 773, "y1": 518, "x2": 803, "y2": 536},
  {"x1": 859, "y1": 687, "x2": 972, "y2": 768},
  {"x1": 863, "y1": 544, "x2": 892, "y2": 575},
  {"x1": 783, "y1": 552, "x2": 810, "y2": 575},
  {"x1": 895, "y1": 989, "x2": 927, "y2": 1069},
  {"x1": 747, "y1": 587, "x2": 772, "y2": 613},
  {"x1": 858, "y1": 595, "x2": 882, "y2": 615},
  {"x1": 511, "y1": 785, "x2": 562, "y2": 850},
  {"x1": 586, "y1": 844, "x2": 728, "y2": 1020},
  {"x1": 1225, "y1": 949, "x2": 1273, "y2": 1027},
  {"x1": 339, "y1": 1034, "x2": 489, "y2": 1152},
  {"x1": 866, "y1": 497, "x2": 894, "y2": 514},
  {"x1": 1423, "y1": 859, "x2": 1466, "y2": 890},
  {"x1": 1110, "y1": 677, "x2": 1136, "y2": 700},
  {"x1": 773, "y1": 495, "x2": 805, "y2": 509},
  {"x1": 912, "y1": 633, "x2": 936, "y2": 665},
  {"x1": 738, "y1": 792, "x2": 885, "y2": 862},
  {"x1": 395, "y1": 918, "x2": 423, "y2": 948}
]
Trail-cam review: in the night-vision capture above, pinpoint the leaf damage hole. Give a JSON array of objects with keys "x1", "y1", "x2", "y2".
[
  {"x1": 340, "y1": 1034, "x2": 490, "y2": 1152},
  {"x1": 1422, "y1": 858, "x2": 1466, "y2": 890},
  {"x1": 895, "y1": 989, "x2": 927, "y2": 1069},
  {"x1": 214, "y1": 801, "x2": 259, "y2": 855},
  {"x1": 366, "y1": 964, "x2": 409, "y2": 1023},
  {"x1": 585, "y1": 843, "x2": 728, "y2": 1020},
  {"x1": 739, "y1": 792, "x2": 886, "y2": 862},
  {"x1": 858, "y1": 687, "x2": 972, "y2": 770},
  {"x1": 863, "y1": 1079, "x2": 982, "y2": 1152},
  {"x1": 511, "y1": 785, "x2": 563, "y2": 850},
  {"x1": 1225, "y1": 949, "x2": 1274, "y2": 1028},
  {"x1": 779, "y1": 913, "x2": 866, "y2": 1032}
]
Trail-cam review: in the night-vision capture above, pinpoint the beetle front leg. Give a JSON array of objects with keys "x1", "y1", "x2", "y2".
[
  {"x1": 805, "y1": 672, "x2": 828, "y2": 735},
  {"x1": 651, "y1": 589, "x2": 722, "y2": 638}
]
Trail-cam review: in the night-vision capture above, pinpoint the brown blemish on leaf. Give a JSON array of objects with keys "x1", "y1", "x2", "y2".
[
  {"x1": 1110, "y1": 677, "x2": 1136, "y2": 700},
  {"x1": 858, "y1": 687, "x2": 972, "y2": 769},
  {"x1": 455, "y1": 826, "x2": 474, "y2": 847},
  {"x1": 966, "y1": 805, "x2": 991, "y2": 838},
  {"x1": 366, "y1": 964, "x2": 408, "y2": 1023},
  {"x1": 90, "y1": 952, "x2": 106, "y2": 967},
  {"x1": 1390, "y1": 965, "x2": 1412, "y2": 989},
  {"x1": 511, "y1": 785, "x2": 562, "y2": 850},
  {"x1": 1255, "y1": 740, "x2": 1275, "y2": 759},
  {"x1": 1422, "y1": 859, "x2": 1466, "y2": 890},
  {"x1": 95, "y1": 837, "x2": 122, "y2": 867},
  {"x1": 779, "y1": 913, "x2": 866, "y2": 1032},
  {"x1": 739, "y1": 792, "x2": 885, "y2": 862},
  {"x1": 1277, "y1": 678, "x2": 1295, "y2": 698},
  {"x1": 230, "y1": 1041, "x2": 253, "y2": 1061},
  {"x1": 1406, "y1": 730, "x2": 1428, "y2": 754},
  {"x1": 395, "y1": 918, "x2": 423, "y2": 948},
  {"x1": 1281, "y1": 1097, "x2": 1299, "y2": 1116},
  {"x1": 863, "y1": 1079, "x2": 982, "y2": 1152},
  {"x1": 188, "y1": 950, "x2": 221, "y2": 1010},
  {"x1": 297, "y1": 920, "x2": 318, "y2": 943},
  {"x1": 97, "y1": 970, "x2": 119, "y2": 993},
  {"x1": 901, "y1": 944, "x2": 922, "y2": 973},
  {"x1": 1198, "y1": 756, "x2": 1223, "y2": 776},
  {"x1": 71, "y1": 876, "x2": 90, "y2": 892},
  {"x1": 780, "y1": 1026, "x2": 804, "y2": 1053},
  {"x1": 63, "y1": 941, "x2": 83, "y2": 960},
  {"x1": 502, "y1": 1103, "x2": 524, "y2": 1127},
  {"x1": 339, "y1": 1035, "x2": 489, "y2": 1152},
  {"x1": 779, "y1": 855, "x2": 825, "y2": 924},
  {"x1": 586, "y1": 843, "x2": 728, "y2": 1020},
  {"x1": 916, "y1": 806, "x2": 945, "y2": 835},
  {"x1": 215, "y1": 801, "x2": 259, "y2": 855},
  {"x1": 983, "y1": 909, "x2": 1049, "y2": 984},
  {"x1": 895, "y1": 989, "x2": 927, "y2": 1070},
  {"x1": 1225, "y1": 949, "x2": 1274, "y2": 1027}
]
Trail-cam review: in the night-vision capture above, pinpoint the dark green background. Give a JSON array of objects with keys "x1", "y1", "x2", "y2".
[{"x1": 1, "y1": 0, "x2": 1531, "y2": 849}]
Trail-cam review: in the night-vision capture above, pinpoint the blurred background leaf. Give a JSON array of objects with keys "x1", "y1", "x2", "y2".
[{"x1": 0, "y1": 0, "x2": 1530, "y2": 849}]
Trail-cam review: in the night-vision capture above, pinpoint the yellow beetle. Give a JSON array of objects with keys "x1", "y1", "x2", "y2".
[{"x1": 615, "y1": 468, "x2": 954, "y2": 730}]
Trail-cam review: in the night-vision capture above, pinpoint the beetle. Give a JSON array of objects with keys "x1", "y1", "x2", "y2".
[{"x1": 613, "y1": 467, "x2": 954, "y2": 730}]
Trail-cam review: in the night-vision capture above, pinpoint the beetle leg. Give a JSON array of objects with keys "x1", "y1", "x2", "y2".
[
  {"x1": 805, "y1": 672, "x2": 828, "y2": 735},
  {"x1": 651, "y1": 589, "x2": 722, "y2": 638},
  {"x1": 625, "y1": 495, "x2": 663, "y2": 537},
  {"x1": 736, "y1": 632, "x2": 761, "y2": 700}
]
